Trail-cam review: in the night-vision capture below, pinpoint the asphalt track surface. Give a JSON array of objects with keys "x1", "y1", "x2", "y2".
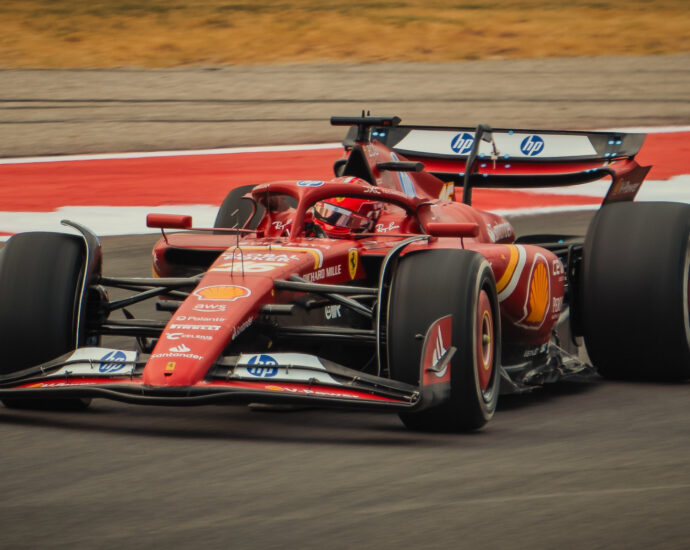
[
  {"x1": 1, "y1": 57, "x2": 689, "y2": 549},
  {"x1": 2, "y1": 54, "x2": 690, "y2": 157}
]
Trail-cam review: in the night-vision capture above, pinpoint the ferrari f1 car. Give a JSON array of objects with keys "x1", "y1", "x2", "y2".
[{"x1": 0, "y1": 115, "x2": 688, "y2": 432}]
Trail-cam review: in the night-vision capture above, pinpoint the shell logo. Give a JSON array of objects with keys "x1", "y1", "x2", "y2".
[
  {"x1": 525, "y1": 262, "x2": 549, "y2": 323},
  {"x1": 519, "y1": 255, "x2": 550, "y2": 328},
  {"x1": 193, "y1": 285, "x2": 251, "y2": 302}
]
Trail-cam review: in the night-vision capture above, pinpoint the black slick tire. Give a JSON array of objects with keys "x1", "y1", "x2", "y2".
[
  {"x1": 581, "y1": 201, "x2": 690, "y2": 380},
  {"x1": 0, "y1": 232, "x2": 91, "y2": 409},
  {"x1": 387, "y1": 249, "x2": 501, "y2": 432}
]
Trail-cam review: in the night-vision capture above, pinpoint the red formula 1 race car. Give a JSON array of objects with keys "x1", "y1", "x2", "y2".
[{"x1": 0, "y1": 115, "x2": 688, "y2": 432}]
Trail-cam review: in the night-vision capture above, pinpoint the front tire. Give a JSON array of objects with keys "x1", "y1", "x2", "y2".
[
  {"x1": 581, "y1": 201, "x2": 690, "y2": 380},
  {"x1": 387, "y1": 250, "x2": 501, "y2": 432},
  {"x1": 0, "y1": 232, "x2": 92, "y2": 409}
]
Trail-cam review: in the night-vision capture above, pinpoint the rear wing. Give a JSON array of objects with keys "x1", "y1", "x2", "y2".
[{"x1": 337, "y1": 116, "x2": 650, "y2": 205}]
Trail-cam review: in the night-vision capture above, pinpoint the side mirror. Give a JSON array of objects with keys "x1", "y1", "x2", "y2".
[{"x1": 146, "y1": 214, "x2": 192, "y2": 230}]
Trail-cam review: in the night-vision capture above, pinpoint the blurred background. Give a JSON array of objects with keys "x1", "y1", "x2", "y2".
[
  {"x1": 1, "y1": 0, "x2": 689, "y2": 156},
  {"x1": 1, "y1": 3, "x2": 689, "y2": 550}
]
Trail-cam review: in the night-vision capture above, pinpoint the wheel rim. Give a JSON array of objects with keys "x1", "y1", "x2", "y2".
[{"x1": 476, "y1": 289, "x2": 494, "y2": 394}]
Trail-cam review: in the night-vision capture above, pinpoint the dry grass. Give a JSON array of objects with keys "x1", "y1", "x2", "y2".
[{"x1": 0, "y1": 0, "x2": 688, "y2": 67}]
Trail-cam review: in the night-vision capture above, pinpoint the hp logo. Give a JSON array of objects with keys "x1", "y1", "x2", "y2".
[
  {"x1": 246, "y1": 354, "x2": 279, "y2": 377},
  {"x1": 450, "y1": 133, "x2": 474, "y2": 155},
  {"x1": 520, "y1": 135, "x2": 545, "y2": 156},
  {"x1": 99, "y1": 350, "x2": 128, "y2": 373}
]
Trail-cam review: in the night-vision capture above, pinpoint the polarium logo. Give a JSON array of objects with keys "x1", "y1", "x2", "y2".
[
  {"x1": 450, "y1": 132, "x2": 474, "y2": 154},
  {"x1": 520, "y1": 135, "x2": 545, "y2": 156},
  {"x1": 99, "y1": 350, "x2": 128, "y2": 373},
  {"x1": 246, "y1": 354, "x2": 279, "y2": 377}
]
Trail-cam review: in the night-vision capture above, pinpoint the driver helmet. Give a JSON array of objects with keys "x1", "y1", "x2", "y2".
[{"x1": 313, "y1": 197, "x2": 381, "y2": 236}]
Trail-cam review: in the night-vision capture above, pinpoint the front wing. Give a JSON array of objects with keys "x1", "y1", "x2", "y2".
[{"x1": 0, "y1": 345, "x2": 454, "y2": 412}]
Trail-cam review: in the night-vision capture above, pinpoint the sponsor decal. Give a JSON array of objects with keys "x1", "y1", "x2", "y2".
[
  {"x1": 615, "y1": 179, "x2": 639, "y2": 194},
  {"x1": 193, "y1": 303, "x2": 227, "y2": 312},
  {"x1": 421, "y1": 315, "x2": 453, "y2": 381},
  {"x1": 232, "y1": 316, "x2": 254, "y2": 340},
  {"x1": 523, "y1": 343, "x2": 548, "y2": 358},
  {"x1": 236, "y1": 353, "x2": 337, "y2": 384},
  {"x1": 365, "y1": 144, "x2": 380, "y2": 159},
  {"x1": 431, "y1": 327, "x2": 448, "y2": 377},
  {"x1": 487, "y1": 222, "x2": 513, "y2": 243},
  {"x1": 246, "y1": 354, "x2": 279, "y2": 378},
  {"x1": 518, "y1": 254, "x2": 551, "y2": 328},
  {"x1": 439, "y1": 182, "x2": 454, "y2": 201},
  {"x1": 165, "y1": 362, "x2": 176, "y2": 375},
  {"x1": 211, "y1": 261, "x2": 287, "y2": 273},
  {"x1": 169, "y1": 343, "x2": 191, "y2": 353},
  {"x1": 297, "y1": 180, "x2": 324, "y2": 187},
  {"x1": 303, "y1": 263, "x2": 342, "y2": 282},
  {"x1": 193, "y1": 285, "x2": 251, "y2": 302},
  {"x1": 170, "y1": 323, "x2": 221, "y2": 331},
  {"x1": 175, "y1": 315, "x2": 226, "y2": 323},
  {"x1": 51, "y1": 348, "x2": 137, "y2": 377},
  {"x1": 265, "y1": 385, "x2": 360, "y2": 400},
  {"x1": 151, "y1": 352, "x2": 203, "y2": 360},
  {"x1": 450, "y1": 132, "x2": 474, "y2": 155},
  {"x1": 231, "y1": 246, "x2": 323, "y2": 269},
  {"x1": 325, "y1": 304, "x2": 342, "y2": 320},
  {"x1": 552, "y1": 259, "x2": 565, "y2": 277},
  {"x1": 271, "y1": 219, "x2": 292, "y2": 233},
  {"x1": 166, "y1": 332, "x2": 213, "y2": 342},
  {"x1": 222, "y1": 252, "x2": 301, "y2": 263},
  {"x1": 606, "y1": 173, "x2": 645, "y2": 202},
  {"x1": 520, "y1": 135, "x2": 545, "y2": 157},
  {"x1": 552, "y1": 296, "x2": 563, "y2": 314},
  {"x1": 348, "y1": 249, "x2": 358, "y2": 279},
  {"x1": 99, "y1": 350, "x2": 128, "y2": 373},
  {"x1": 375, "y1": 221, "x2": 400, "y2": 233}
]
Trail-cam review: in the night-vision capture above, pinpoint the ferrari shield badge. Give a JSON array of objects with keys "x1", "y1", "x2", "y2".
[{"x1": 348, "y1": 248, "x2": 358, "y2": 279}]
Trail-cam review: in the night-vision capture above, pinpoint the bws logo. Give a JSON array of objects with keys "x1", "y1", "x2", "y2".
[
  {"x1": 99, "y1": 350, "x2": 128, "y2": 373},
  {"x1": 450, "y1": 132, "x2": 474, "y2": 154},
  {"x1": 246, "y1": 354, "x2": 279, "y2": 378},
  {"x1": 193, "y1": 285, "x2": 251, "y2": 302},
  {"x1": 193, "y1": 303, "x2": 227, "y2": 312},
  {"x1": 520, "y1": 135, "x2": 545, "y2": 156}
]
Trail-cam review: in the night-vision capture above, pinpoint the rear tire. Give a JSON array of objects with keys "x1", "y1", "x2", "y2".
[
  {"x1": 581, "y1": 202, "x2": 690, "y2": 380},
  {"x1": 0, "y1": 232, "x2": 92, "y2": 409},
  {"x1": 388, "y1": 249, "x2": 501, "y2": 432}
]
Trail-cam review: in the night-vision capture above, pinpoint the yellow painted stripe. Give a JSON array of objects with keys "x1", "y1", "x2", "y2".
[{"x1": 496, "y1": 245, "x2": 518, "y2": 293}]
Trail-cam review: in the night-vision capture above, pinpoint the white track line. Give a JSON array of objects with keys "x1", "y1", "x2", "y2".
[
  {"x1": 1, "y1": 125, "x2": 689, "y2": 165},
  {"x1": 0, "y1": 143, "x2": 342, "y2": 165}
]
